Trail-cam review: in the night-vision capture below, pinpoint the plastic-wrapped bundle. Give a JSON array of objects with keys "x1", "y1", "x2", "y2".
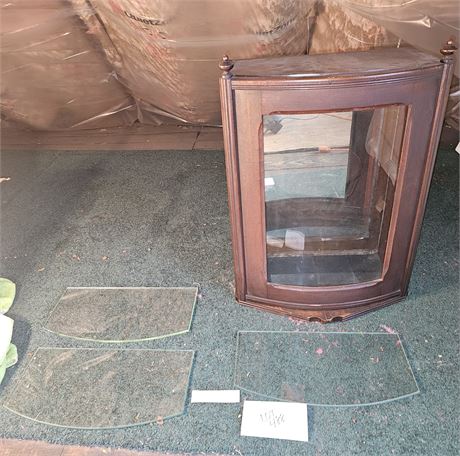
[
  {"x1": 1, "y1": 0, "x2": 458, "y2": 129},
  {"x1": 335, "y1": 0, "x2": 459, "y2": 75},
  {"x1": 83, "y1": 0, "x2": 316, "y2": 125},
  {"x1": 311, "y1": 0, "x2": 459, "y2": 128},
  {"x1": 310, "y1": 0, "x2": 400, "y2": 54},
  {"x1": 0, "y1": 0, "x2": 135, "y2": 130}
]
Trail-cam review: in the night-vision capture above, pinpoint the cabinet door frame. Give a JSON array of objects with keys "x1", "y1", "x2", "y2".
[{"x1": 230, "y1": 68, "x2": 443, "y2": 310}]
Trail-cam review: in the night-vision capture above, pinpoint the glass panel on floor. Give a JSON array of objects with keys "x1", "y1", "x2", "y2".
[
  {"x1": 3, "y1": 348, "x2": 194, "y2": 428},
  {"x1": 234, "y1": 331, "x2": 419, "y2": 406},
  {"x1": 264, "y1": 106, "x2": 407, "y2": 286},
  {"x1": 45, "y1": 287, "x2": 197, "y2": 343}
]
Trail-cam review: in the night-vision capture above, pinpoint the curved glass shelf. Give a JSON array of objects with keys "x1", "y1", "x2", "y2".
[
  {"x1": 3, "y1": 348, "x2": 194, "y2": 429},
  {"x1": 45, "y1": 287, "x2": 197, "y2": 343},
  {"x1": 234, "y1": 331, "x2": 419, "y2": 407}
]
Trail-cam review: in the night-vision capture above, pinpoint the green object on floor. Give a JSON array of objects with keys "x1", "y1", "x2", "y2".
[
  {"x1": 0, "y1": 278, "x2": 17, "y2": 385},
  {"x1": 5, "y1": 344, "x2": 18, "y2": 368},
  {"x1": 0, "y1": 315, "x2": 14, "y2": 362},
  {"x1": 0, "y1": 278, "x2": 16, "y2": 314},
  {"x1": 0, "y1": 344, "x2": 18, "y2": 384}
]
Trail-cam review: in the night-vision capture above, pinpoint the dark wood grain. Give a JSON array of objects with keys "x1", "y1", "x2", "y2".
[
  {"x1": 219, "y1": 45, "x2": 456, "y2": 321},
  {"x1": 232, "y1": 47, "x2": 440, "y2": 79}
]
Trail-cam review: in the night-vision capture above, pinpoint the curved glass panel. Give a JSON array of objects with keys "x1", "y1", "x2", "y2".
[
  {"x1": 264, "y1": 106, "x2": 407, "y2": 286},
  {"x1": 3, "y1": 348, "x2": 194, "y2": 429},
  {"x1": 45, "y1": 287, "x2": 197, "y2": 343},
  {"x1": 234, "y1": 331, "x2": 419, "y2": 406}
]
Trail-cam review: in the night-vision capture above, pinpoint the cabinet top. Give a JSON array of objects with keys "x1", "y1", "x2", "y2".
[{"x1": 230, "y1": 47, "x2": 442, "y2": 80}]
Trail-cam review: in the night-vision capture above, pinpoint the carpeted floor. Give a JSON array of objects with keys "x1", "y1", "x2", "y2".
[{"x1": 0, "y1": 147, "x2": 458, "y2": 455}]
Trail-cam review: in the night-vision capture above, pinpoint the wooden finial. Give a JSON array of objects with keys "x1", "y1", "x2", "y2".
[
  {"x1": 219, "y1": 55, "x2": 234, "y2": 79},
  {"x1": 440, "y1": 39, "x2": 457, "y2": 63}
]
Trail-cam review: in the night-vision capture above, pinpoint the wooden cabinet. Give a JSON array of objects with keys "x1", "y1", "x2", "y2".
[{"x1": 219, "y1": 43, "x2": 456, "y2": 322}]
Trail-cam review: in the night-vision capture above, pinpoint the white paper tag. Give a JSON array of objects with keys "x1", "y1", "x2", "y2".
[
  {"x1": 191, "y1": 390, "x2": 240, "y2": 403},
  {"x1": 240, "y1": 400, "x2": 308, "y2": 442},
  {"x1": 264, "y1": 177, "x2": 275, "y2": 187}
]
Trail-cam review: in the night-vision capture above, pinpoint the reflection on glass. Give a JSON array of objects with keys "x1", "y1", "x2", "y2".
[
  {"x1": 264, "y1": 107, "x2": 406, "y2": 286},
  {"x1": 45, "y1": 287, "x2": 198, "y2": 343},
  {"x1": 235, "y1": 331, "x2": 419, "y2": 406},
  {"x1": 3, "y1": 348, "x2": 194, "y2": 429}
]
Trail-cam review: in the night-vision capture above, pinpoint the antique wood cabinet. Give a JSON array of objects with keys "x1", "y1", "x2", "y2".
[{"x1": 219, "y1": 43, "x2": 456, "y2": 322}]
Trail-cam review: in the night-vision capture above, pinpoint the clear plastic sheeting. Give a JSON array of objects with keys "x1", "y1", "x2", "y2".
[
  {"x1": 0, "y1": 0, "x2": 458, "y2": 129},
  {"x1": 234, "y1": 331, "x2": 419, "y2": 406},
  {"x1": 82, "y1": 0, "x2": 316, "y2": 125},
  {"x1": 45, "y1": 287, "x2": 198, "y2": 343},
  {"x1": 0, "y1": 0, "x2": 316, "y2": 128},
  {"x1": 333, "y1": 0, "x2": 459, "y2": 75},
  {"x1": 0, "y1": 0, "x2": 136, "y2": 130},
  {"x1": 3, "y1": 348, "x2": 194, "y2": 429},
  {"x1": 309, "y1": 0, "x2": 401, "y2": 54},
  {"x1": 312, "y1": 1, "x2": 459, "y2": 127}
]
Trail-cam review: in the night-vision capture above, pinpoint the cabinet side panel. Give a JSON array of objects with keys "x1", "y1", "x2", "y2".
[
  {"x1": 220, "y1": 78, "x2": 246, "y2": 301},
  {"x1": 401, "y1": 61, "x2": 456, "y2": 293}
]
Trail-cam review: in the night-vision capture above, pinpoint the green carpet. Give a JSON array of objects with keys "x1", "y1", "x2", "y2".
[{"x1": 0, "y1": 147, "x2": 458, "y2": 455}]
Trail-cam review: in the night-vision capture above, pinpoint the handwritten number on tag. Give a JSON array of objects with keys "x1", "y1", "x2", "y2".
[{"x1": 259, "y1": 409, "x2": 286, "y2": 428}]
